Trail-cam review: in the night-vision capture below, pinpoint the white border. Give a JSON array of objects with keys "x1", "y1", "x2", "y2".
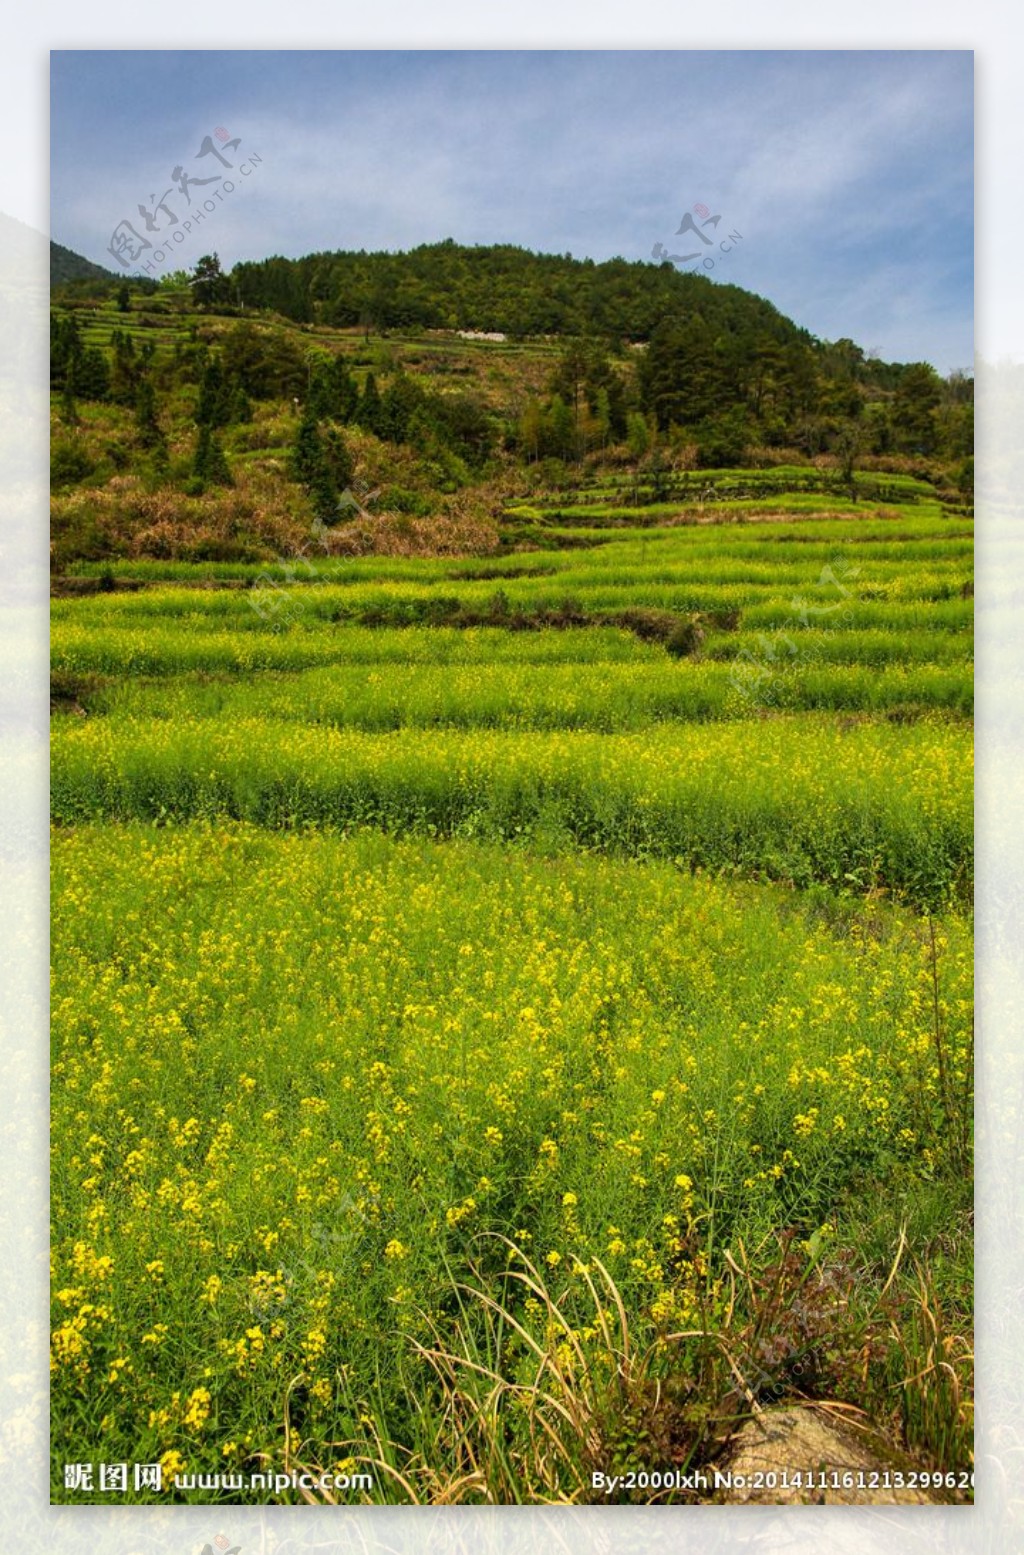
[{"x1": 6, "y1": 14, "x2": 1009, "y2": 1554}]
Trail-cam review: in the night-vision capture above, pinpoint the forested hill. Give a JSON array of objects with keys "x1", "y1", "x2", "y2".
[
  {"x1": 230, "y1": 240, "x2": 812, "y2": 346},
  {"x1": 50, "y1": 241, "x2": 116, "y2": 287}
]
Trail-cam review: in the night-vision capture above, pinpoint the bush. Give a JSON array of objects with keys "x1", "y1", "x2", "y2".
[
  {"x1": 665, "y1": 617, "x2": 705, "y2": 658},
  {"x1": 51, "y1": 440, "x2": 95, "y2": 488}
]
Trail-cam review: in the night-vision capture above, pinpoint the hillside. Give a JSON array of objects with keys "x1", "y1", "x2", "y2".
[
  {"x1": 230, "y1": 239, "x2": 812, "y2": 343},
  {"x1": 49, "y1": 248, "x2": 972, "y2": 569},
  {"x1": 50, "y1": 239, "x2": 115, "y2": 287}
]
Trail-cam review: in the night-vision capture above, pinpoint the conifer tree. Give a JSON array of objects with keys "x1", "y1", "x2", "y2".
[
  {"x1": 356, "y1": 372, "x2": 384, "y2": 436},
  {"x1": 290, "y1": 408, "x2": 337, "y2": 522},
  {"x1": 60, "y1": 376, "x2": 79, "y2": 428},
  {"x1": 193, "y1": 424, "x2": 233, "y2": 486},
  {"x1": 135, "y1": 379, "x2": 163, "y2": 448}
]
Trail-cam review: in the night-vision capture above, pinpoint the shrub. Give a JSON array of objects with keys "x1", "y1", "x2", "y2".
[{"x1": 51, "y1": 439, "x2": 95, "y2": 488}]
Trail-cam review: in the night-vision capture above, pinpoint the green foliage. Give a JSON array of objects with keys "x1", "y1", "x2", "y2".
[
  {"x1": 232, "y1": 240, "x2": 814, "y2": 346},
  {"x1": 626, "y1": 411, "x2": 652, "y2": 462},
  {"x1": 894, "y1": 364, "x2": 943, "y2": 455},
  {"x1": 51, "y1": 438, "x2": 94, "y2": 488},
  {"x1": 134, "y1": 379, "x2": 164, "y2": 449},
  {"x1": 190, "y1": 252, "x2": 230, "y2": 309},
  {"x1": 195, "y1": 358, "x2": 232, "y2": 428},
  {"x1": 59, "y1": 378, "x2": 79, "y2": 428},
  {"x1": 694, "y1": 407, "x2": 752, "y2": 468},
  {"x1": 322, "y1": 427, "x2": 355, "y2": 494},
  {"x1": 220, "y1": 321, "x2": 306, "y2": 399},
  {"x1": 108, "y1": 328, "x2": 140, "y2": 406},
  {"x1": 356, "y1": 371, "x2": 385, "y2": 436},
  {"x1": 192, "y1": 425, "x2": 233, "y2": 487},
  {"x1": 291, "y1": 409, "x2": 338, "y2": 521}
]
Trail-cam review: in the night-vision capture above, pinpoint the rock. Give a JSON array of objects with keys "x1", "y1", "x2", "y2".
[{"x1": 714, "y1": 1404, "x2": 937, "y2": 1504}]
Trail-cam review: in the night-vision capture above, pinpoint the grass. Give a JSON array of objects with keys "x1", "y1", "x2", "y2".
[
  {"x1": 50, "y1": 714, "x2": 971, "y2": 911},
  {"x1": 56, "y1": 657, "x2": 973, "y2": 729}
]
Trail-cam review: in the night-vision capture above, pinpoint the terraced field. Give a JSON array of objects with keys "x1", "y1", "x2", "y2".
[{"x1": 51, "y1": 493, "x2": 974, "y2": 1503}]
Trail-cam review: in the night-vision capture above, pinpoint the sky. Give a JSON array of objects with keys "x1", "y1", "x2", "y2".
[{"x1": 50, "y1": 49, "x2": 973, "y2": 374}]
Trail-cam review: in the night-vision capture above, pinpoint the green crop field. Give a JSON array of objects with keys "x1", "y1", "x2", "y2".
[{"x1": 51, "y1": 493, "x2": 973, "y2": 1503}]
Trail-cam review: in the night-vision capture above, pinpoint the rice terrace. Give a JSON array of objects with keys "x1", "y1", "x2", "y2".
[{"x1": 49, "y1": 237, "x2": 973, "y2": 1505}]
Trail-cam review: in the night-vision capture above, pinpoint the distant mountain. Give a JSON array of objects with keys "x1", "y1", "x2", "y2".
[{"x1": 50, "y1": 241, "x2": 115, "y2": 287}]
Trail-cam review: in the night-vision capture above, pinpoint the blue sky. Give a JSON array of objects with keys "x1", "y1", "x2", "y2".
[{"x1": 50, "y1": 50, "x2": 973, "y2": 373}]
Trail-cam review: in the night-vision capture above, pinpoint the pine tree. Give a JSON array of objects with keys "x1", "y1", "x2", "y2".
[
  {"x1": 205, "y1": 435, "x2": 232, "y2": 486},
  {"x1": 291, "y1": 408, "x2": 325, "y2": 487},
  {"x1": 307, "y1": 359, "x2": 334, "y2": 420},
  {"x1": 626, "y1": 411, "x2": 651, "y2": 461},
  {"x1": 190, "y1": 253, "x2": 230, "y2": 309},
  {"x1": 150, "y1": 438, "x2": 170, "y2": 482},
  {"x1": 193, "y1": 425, "x2": 232, "y2": 485},
  {"x1": 74, "y1": 347, "x2": 110, "y2": 401},
  {"x1": 135, "y1": 379, "x2": 163, "y2": 448},
  {"x1": 193, "y1": 425, "x2": 212, "y2": 484},
  {"x1": 545, "y1": 395, "x2": 575, "y2": 461},
  {"x1": 323, "y1": 427, "x2": 355, "y2": 494},
  {"x1": 110, "y1": 330, "x2": 139, "y2": 406},
  {"x1": 60, "y1": 377, "x2": 79, "y2": 427},
  {"x1": 197, "y1": 359, "x2": 230, "y2": 427},
  {"x1": 228, "y1": 380, "x2": 253, "y2": 423},
  {"x1": 291, "y1": 409, "x2": 337, "y2": 521},
  {"x1": 330, "y1": 356, "x2": 360, "y2": 422},
  {"x1": 356, "y1": 372, "x2": 384, "y2": 436},
  {"x1": 50, "y1": 313, "x2": 83, "y2": 388}
]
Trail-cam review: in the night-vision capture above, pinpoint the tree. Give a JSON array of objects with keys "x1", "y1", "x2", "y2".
[
  {"x1": 545, "y1": 395, "x2": 575, "y2": 461},
  {"x1": 626, "y1": 411, "x2": 651, "y2": 462},
  {"x1": 329, "y1": 356, "x2": 360, "y2": 423},
  {"x1": 862, "y1": 402, "x2": 894, "y2": 456},
  {"x1": 291, "y1": 409, "x2": 338, "y2": 522},
  {"x1": 694, "y1": 407, "x2": 750, "y2": 469},
  {"x1": 116, "y1": 283, "x2": 131, "y2": 313},
  {"x1": 322, "y1": 427, "x2": 355, "y2": 494},
  {"x1": 192, "y1": 425, "x2": 232, "y2": 486},
  {"x1": 380, "y1": 374, "x2": 424, "y2": 443},
  {"x1": 59, "y1": 377, "x2": 79, "y2": 427},
  {"x1": 893, "y1": 363, "x2": 941, "y2": 454},
  {"x1": 196, "y1": 359, "x2": 231, "y2": 427},
  {"x1": 833, "y1": 421, "x2": 861, "y2": 499},
  {"x1": 134, "y1": 379, "x2": 163, "y2": 449},
  {"x1": 626, "y1": 411, "x2": 652, "y2": 502},
  {"x1": 593, "y1": 387, "x2": 612, "y2": 450},
  {"x1": 190, "y1": 253, "x2": 230, "y2": 310},
  {"x1": 50, "y1": 313, "x2": 83, "y2": 388},
  {"x1": 73, "y1": 346, "x2": 110, "y2": 401},
  {"x1": 356, "y1": 372, "x2": 385, "y2": 436},
  {"x1": 109, "y1": 328, "x2": 139, "y2": 406},
  {"x1": 221, "y1": 322, "x2": 306, "y2": 400},
  {"x1": 550, "y1": 338, "x2": 589, "y2": 433},
  {"x1": 306, "y1": 355, "x2": 335, "y2": 420},
  {"x1": 291, "y1": 408, "x2": 324, "y2": 487},
  {"x1": 228, "y1": 380, "x2": 253, "y2": 424}
]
